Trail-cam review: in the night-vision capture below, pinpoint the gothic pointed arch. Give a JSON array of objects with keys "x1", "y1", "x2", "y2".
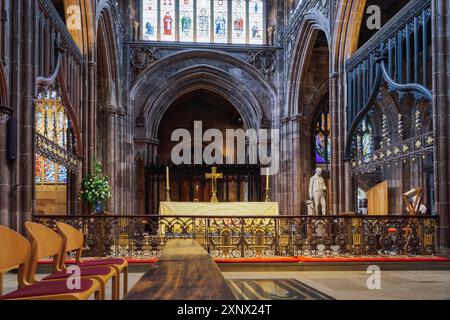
[
  {"x1": 130, "y1": 50, "x2": 274, "y2": 140},
  {"x1": 96, "y1": 1, "x2": 122, "y2": 112},
  {"x1": 286, "y1": 17, "x2": 331, "y2": 116}
]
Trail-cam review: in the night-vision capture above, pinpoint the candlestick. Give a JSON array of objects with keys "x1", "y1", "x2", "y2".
[
  {"x1": 166, "y1": 166, "x2": 171, "y2": 201},
  {"x1": 166, "y1": 166, "x2": 170, "y2": 186},
  {"x1": 265, "y1": 167, "x2": 270, "y2": 202}
]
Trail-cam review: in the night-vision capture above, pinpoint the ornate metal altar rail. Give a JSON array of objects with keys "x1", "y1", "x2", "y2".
[
  {"x1": 34, "y1": 214, "x2": 437, "y2": 258},
  {"x1": 346, "y1": 0, "x2": 432, "y2": 132}
]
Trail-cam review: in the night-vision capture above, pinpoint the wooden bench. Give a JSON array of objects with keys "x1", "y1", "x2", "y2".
[{"x1": 124, "y1": 239, "x2": 236, "y2": 300}]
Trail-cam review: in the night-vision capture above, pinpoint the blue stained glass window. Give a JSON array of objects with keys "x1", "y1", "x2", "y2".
[
  {"x1": 142, "y1": 0, "x2": 158, "y2": 41},
  {"x1": 44, "y1": 159, "x2": 56, "y2": 183},
  {"x1": 58, "y1": 165, "x2": 68, "y2": 183},
  {"x1": 249, "y1": 0, "x2": 264, "y2": 44},
  {"x1": 213, "y1": 0, "x2": 228, "y2": 43},
  {"x1": 315, "y1": 110, "x2": 331, "y2": 164}
]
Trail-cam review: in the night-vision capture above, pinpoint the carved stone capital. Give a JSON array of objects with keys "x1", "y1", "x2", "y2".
[{"x1": 130, "y1": 47, "x2": 161, "y2": 74}]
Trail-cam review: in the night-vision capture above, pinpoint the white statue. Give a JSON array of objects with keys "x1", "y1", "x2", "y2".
[{"x1": 309, "y1": 168, "x2": 327, "y2": 215}]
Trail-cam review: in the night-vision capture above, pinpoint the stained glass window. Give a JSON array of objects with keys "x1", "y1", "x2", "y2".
[
  {"x1": 315, "y1": 110, "x2": 331, "y2": 164},
  {"x1": 232, "y1": 0, "x2": 246, "y2": 44},
  {"x1": 213, "y1": 0, "x2": 228, "y2": 43},
  {"x1": 179, "y1": 0, "x2": 194, "y2": 42},
  {"x1": 358, "y1": 120, "x2": 374, "y2": 162},
  {"x1": 141, "y1": 0, "x2": 265, "y2": 44},
  {"x1": 142, "y1": 0, "x2": 158, "y2": 41},
  {"x1": 197, "y1": 0, "x2": 212, "y2": 42},
  {"x1": 249, "y1": 0, "x2": 264, "y2": 44},
  {"x1": 35, "y1": 90, "x2": 70, "y2": 185},
  {"x1": 160, "y1": 0, "x2": 176, "y2": 41}
]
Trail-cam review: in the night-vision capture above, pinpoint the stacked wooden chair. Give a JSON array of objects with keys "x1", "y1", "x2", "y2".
[
  {"x1": 55, "y1": 222, "x2": 129, "y2": 297},
  {"x1": 0, "y1": 225, "x2": 101, "y2": 300},
  {"x1": 24, "y1": 222, "x2": 120, "y2": 300}
]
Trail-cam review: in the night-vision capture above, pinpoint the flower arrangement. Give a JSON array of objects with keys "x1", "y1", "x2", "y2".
[{"x1": 80, "y1": 160, "x2": 111, "y2": 213}]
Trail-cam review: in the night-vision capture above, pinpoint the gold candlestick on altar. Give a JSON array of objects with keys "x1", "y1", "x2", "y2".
[
  {"x1": 166, "y1": 166, "x2": 171, "y2": 202},
  {"x1": 205, "y1": 166, "x2": 223, "y2": 203},
  {"x1": 265, "y1": 167, "x2": 271, "y2": 202}
]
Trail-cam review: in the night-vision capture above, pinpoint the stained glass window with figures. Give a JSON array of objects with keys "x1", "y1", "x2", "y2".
[
  {"x1": 213, "y1": 0, "x2": 228, "y2": 43},
  {"x1": 357, "y1": 120, "x2": 374, "y2": 163},
  {"x1": 232, "y1": 0, "x2": 247, "y2": 44},
  {"x1": 315, "y1": 109, "x2": 331, "y2": 164},
  {"x1": 141, "y1": 0, "x2": 266, "y2": 44},
  {"x1": 35, "y1": 89, "x2": 69, "y2": 185},
  {"x1": 179, "y1": 0, "x2": 195, "y2": 42}
]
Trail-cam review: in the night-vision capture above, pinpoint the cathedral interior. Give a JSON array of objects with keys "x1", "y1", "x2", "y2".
[{"x1": 1, "y1": 0, "x2": 450, "y2": 302}]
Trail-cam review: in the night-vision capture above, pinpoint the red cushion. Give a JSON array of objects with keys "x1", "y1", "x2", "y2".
[
  {"x1": 43, "y1": 266, "x2": 112, "y2": 280},
  {"x1": 0, "y1": 279, "x2": 94, "y2": 300},
  {"x1": 78, "y1": 258, "x2": 126, "y2": 267}
]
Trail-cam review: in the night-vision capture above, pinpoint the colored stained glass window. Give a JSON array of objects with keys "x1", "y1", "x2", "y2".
[
  {"x1": 35, "y1": 90, "x2": 70, "y2": 185},
  {"x1": 213, "y1": 0, "x2": 228, "y2": 43},
  {"x1": 35, "y1": 156, "x2": 42, "y2": 183},
  {"x1": 249, "y1": 0, "x2": 263, "y2": 44},
  {"x1": 358, "y1": 120, "x2": 374, "y2": 162},
  {"x1": 141, "y1": 0, "x2": 265, "y2": 44},
  {"x1": 44, "y1": 158, "x2": 56, "y2": 183},
  {"x1": 197, "y1": 0, "x2": 212, "y2": 42},
  {"x1": 179, "y1": 0, "x2": 194, "y2": 42},
  {"x1": 232, "y1": 0, "x2": 247, "y2": 44},
  {"x1": 161, "y1": 0, "x2": 176, "y2": 41},
  {"x1": 142, "y1": 0, "x2": 158, "y2": 41},
  {"x1": 58, "y1": 165, "x2": 68, "y2": 184},
  {"x1": 315, "y1": 110, "x2": 331, "y2": 164}
]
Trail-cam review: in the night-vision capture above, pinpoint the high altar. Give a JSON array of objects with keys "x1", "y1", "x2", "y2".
[
  {"x1": 160, "y1": 202, "x2": 279, "y2": 216},
  {"x1": 157, "y1": 166, "x2": 279, "y2": 236}
]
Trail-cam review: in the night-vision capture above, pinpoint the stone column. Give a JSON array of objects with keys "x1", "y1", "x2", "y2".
[
  {"x1": 432, "y1": 0, "x2": 450, "y2": 249},
  {"x1": 9, "y1": 0, "x2": 36, "y2": 232},
  {"x1": 330, "y1": 72, "x2": 346, "y2": 215},
  {"x1": 0, "y1": 106, "x2": 11, "y2": 227}
]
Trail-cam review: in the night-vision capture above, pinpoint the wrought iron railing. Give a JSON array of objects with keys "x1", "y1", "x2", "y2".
[{"x1": 34, "y1": 214, "x2": 437, "y2": 258}]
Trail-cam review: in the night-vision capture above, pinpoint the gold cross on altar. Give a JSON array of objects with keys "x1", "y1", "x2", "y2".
[{"x1": 205, "y1": 167, "x2": 223, "y2": 203}]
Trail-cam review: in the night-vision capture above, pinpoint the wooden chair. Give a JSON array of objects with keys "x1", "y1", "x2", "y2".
[
  {"x1": 25, "y1": 222, "x2": 118, "y2": 300},
  {"x1": 0, "y1": 225, "x2": 101, "y2": 300},
  {"x1": 55, "y1": 222, "x2": 129, "y2": 297}
]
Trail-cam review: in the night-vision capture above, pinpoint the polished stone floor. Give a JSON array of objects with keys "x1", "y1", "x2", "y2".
[{"x1": 2, "y1": 270, "x2": 450, "y2": 300}]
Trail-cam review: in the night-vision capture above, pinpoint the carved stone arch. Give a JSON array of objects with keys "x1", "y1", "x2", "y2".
[
  {"x1": 287, "y1": 16, "x2": 331, "y2": 116},
  {"x1": 130, "y1": 50, "x2": 274, "y2": 140},
  {"x1": 96, "y1": 2, "x2": 121, "y2": 111},
  {"x1": 144, "y1": 66, "x2": 264, "y2": 140},
  {"x1": 331, "y1": 0, "x2": 367, "y2": 73}
]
